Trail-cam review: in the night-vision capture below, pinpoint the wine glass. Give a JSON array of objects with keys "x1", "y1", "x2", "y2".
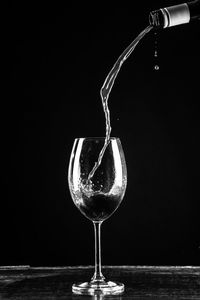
[{"x1": 68, "y1": 137, "x2": 127, "y2": 295}]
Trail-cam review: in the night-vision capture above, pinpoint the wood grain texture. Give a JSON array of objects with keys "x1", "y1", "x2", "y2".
[{"x1": 0, "y1": 266, "x2": 199, "y2": 299}]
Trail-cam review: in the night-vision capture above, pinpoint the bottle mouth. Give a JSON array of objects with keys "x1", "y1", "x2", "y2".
[
  {"x1": 149, "y1": 11, "x2": 155, "y2": 26},
  {"x1": 149, "y1": 10, "x2": 163, "y2": 27}
]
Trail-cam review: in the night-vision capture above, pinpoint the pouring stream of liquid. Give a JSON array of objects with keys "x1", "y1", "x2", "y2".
[{"x1": 88, "y1": 25, "x2": 153, "y2": 181}]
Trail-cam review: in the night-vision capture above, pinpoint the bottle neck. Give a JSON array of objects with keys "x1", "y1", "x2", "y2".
[{"x1": 149, "y1": 0, "x2": 200, "y2": 28}]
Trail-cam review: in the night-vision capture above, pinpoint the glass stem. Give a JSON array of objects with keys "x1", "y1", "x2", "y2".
[{"x1": 91, "y1": 221, "x2": 105, "y2": 282}]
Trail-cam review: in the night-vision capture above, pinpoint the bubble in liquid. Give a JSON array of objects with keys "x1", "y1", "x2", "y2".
[{"x1": 154, "y1": 64, "x2": 159, "y2": 71}]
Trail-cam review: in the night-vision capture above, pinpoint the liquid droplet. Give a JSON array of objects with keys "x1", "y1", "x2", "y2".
[{"x1": 153, "y1": 30, "x2": 160, "y2": 71}]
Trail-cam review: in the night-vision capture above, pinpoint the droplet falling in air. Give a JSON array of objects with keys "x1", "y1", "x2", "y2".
[{"x1": 153, "y1": 30, "x2": 160, "y2": 71}]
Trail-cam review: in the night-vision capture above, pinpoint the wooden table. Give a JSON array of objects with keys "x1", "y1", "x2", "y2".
[{"x1": 0, "y1": 266, "x2": 199, "y2": 299}]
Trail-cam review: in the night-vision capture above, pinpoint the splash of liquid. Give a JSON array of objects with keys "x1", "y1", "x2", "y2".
[{"x1": 88, "y1": 25, "x2": 153, "y2": 181}]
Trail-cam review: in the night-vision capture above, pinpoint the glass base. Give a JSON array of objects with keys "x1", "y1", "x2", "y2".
[{"x1": 72, "y1": 280, "x2": 124, "y2": 295}]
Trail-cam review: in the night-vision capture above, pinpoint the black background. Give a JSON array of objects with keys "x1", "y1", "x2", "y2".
[{"x1": 1, "y1": 1, "x2": 200, "y2": 266}]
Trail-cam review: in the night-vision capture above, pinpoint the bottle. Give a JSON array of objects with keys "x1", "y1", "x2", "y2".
[{"x1": 149, "y1": 0, "x2": 200, "y2": 28}]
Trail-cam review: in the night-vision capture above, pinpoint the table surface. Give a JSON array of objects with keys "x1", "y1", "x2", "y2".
[{"x1": 0, "y1": 265, "x2": 199, "y2": 299}]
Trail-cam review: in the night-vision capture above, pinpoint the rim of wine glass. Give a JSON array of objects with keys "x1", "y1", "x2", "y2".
[{"x1": 75, "y1": 137, "x2": 120, "y2": 140}]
